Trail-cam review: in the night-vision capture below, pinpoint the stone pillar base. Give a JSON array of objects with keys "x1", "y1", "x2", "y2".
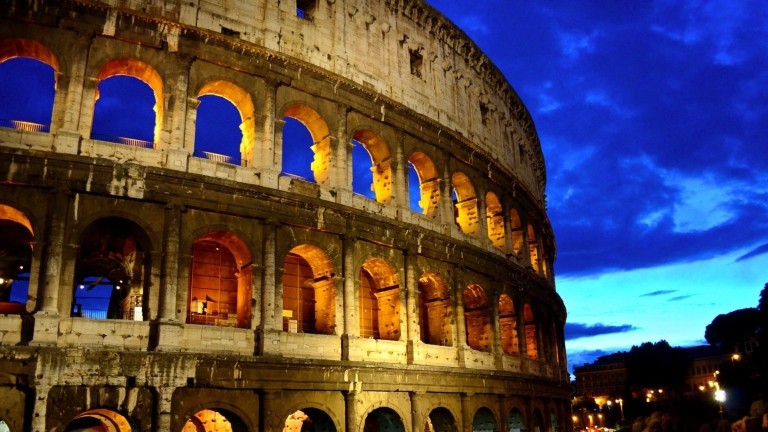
[{"x1": 29, "y1": 311, "x2": 60, "y2": 346}]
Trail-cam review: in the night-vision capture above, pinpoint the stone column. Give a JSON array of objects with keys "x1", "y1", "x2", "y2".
[
  {"x1": 39, "y1": 187, "x2": 68, "y2": 313},
  {"x1": 262, "y1": 390, "x2": 277, "y2": 432},
  {"x1": 256, "y1": 80, "x2": 279, "y2": 188},
  {"x1": 345, "y1": 391, "x2": 359, "y2": 432},
  {"x1": 410, "y1": 391, "x2": 425, "y2": 432},
  {"x1": 331, "y1": 104, "x2": 350, "y2": 193},
  {"x1": 404, "y1": 248, "x2": 419, "y2": 362},
  {"x1": 156, "y1": 386, "x2": 175, "y2": 432},
  {"x1": 165, "y1": 56, "x2": 194, "y2": 152},
  {"x1": 77, "y1": 76, "x2": 99, "y2": 143},
  {"x1": 393, "y1": 131, "x2": 408, "y2": 210},
  {"x1": 53, "y1": 34, "x2": 93, "y2": 153},
  {"x1": 490, "y1": 288, "x2": 503, "y2": 368},
  {"x1": 261, "y1": 219, "x2": 278, "y2": 331},
  {"x1": 159, "y1": 204, "x2": 182, "y2": 321},
  {"x1": 341, "y1": 234, "x2": 358, "y2": 360},
  {"x1": 30, "y1": 384, "x2": 51, "y2": 432},
  {"x1": 461, "y1": 393, "x2": 474, "y2": 432},
  {"x1": 439, "y1": 165, "x2": 454, "y2": 235}
]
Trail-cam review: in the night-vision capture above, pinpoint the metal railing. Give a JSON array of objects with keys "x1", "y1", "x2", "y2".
[
  {"x1": 90, "y1": 133, "x2": 153, "y2": 149},
  {"x1": 0, "y1": 118, "x2": 50, "y2": 133}
]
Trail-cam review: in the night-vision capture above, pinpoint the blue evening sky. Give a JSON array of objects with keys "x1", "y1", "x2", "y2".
[{"x1": 426, "y1": 0, "x2": 768, "y2": 371}]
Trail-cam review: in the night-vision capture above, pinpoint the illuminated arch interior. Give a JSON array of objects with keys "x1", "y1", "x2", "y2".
[
  {"x1": 352, "y1": 130, "x2": 392, "y2": 204},
  {"x1": 187, "y1": 231, "x2": 253, "y2": 328},
  {"x1": 418, "y1": 272, "x2": 452, "y2": 346},
  {"x1": 426, "y1": 407, "x2": 457, "y2": 432},
  {"x1": 509, "y1": 209, "x2": 524, "y2": 258},
  {"x1": 282, "y1": 244, "x2": 336, "y2": 334},
  {"x1": 0, "y1": 205, "x2": 33, "y2": 313},
  {"x1": 407, "y1": 151, "x2": 440, "y2": 217},
  {"x1": 283, "y1": 105, "x2": 331, "y2": 184},
  {"x1": 527, "y1": 224, "x2": 539, "y2": 272},
  {"x1": 498, "y1": 294, "x2": 518, "y2": 355},
  {"x1": 282, "y1": 408, "x2": 336, "y2": 432},
  {"x1": 181, "y1": 409, "x2": 247, "y2": 432},
  {"x1": 485, "y1": 192, "x2": 505, "y2": 249},
  {"x1": 463, "y1": 284, "x2": 491, "y2": 352},
  {"x1": 363, "y1": 408, "x2": 405, "y2": 432},
  {"x1": 73, "y1": 217, "x2": 149, "y2": 320},
  {"x1": 0, "y1": 38, "x2": 59, "y2": 72},
  {"x1": 360, "y1": 257, "x2": 400, "y2": 340},
  {"x1": 523, "y1": 303, "x2": 538, "y2": 360},
  {"x1": 472, "y1": 407, "x2": 497, "y2": 432},
  {"x1": 451, "y1": 172, "x2": 479, "y2": 236},
  {"x1": 95, "y1": 58, "x2": 163, "y2": 146},
  {"x1": 66, "y1": 408, "x2": 133, "y2": 432},
  {"x1": 509, "y1": 408, "x2": 526, "y2": 432}
]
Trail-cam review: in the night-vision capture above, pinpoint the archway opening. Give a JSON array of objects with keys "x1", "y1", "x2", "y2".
[
  {"x1": 72, "y1": 217, "x2": 149, "y2": 320},
  {"x1": 0, "y1": 58, "x2": 55, "y2": 132},
  {"x1": 351, "y1": 130, "x2": 391, "y2": 203},
  {"x1": 91, "y1": 75, "x2": 155, "y2": 147},
  {"x1": 195, "y1": 94, "x2": 243, "y2": 166},
  {"x1": 509, "y1": 209, "x2": 523, "y2": 259},
  {"x1": 418, "y1": 272, "x2": 452, "y2": 346},
  {"x1": 407, "y1": 151, "x2": 440, "y2": 217},
  {"x1": 451, "y1": 172, "x2": 478, "y2": 236},
  {"x1": 187, "y1": 232, "x2": 253, "y2": 328},
  {"x1": 359, "y1": 258, "x2": 400, "y2": 340},
  {"x1": 523, "y1": 304, "x2": 539, "y2": 360},
  {"x1": 426, "y1": 407, "x2": 458, "y2": 432},
  {"x1": 65, "y1": 408, "x2": 134, "y2": 432},
  {"x1": 472, "y1": 407, "x2": 497, "y2": 432},
  {"x1": 282, "y1": 105, "x2": 330, "y2": 184},
  {"x1": 509, "y1": 408, "x2": 526, "y2": 432},
  {"x1": 499, "y1": 294, "x2": 519, "y2": 355},
  {"x1": 0, "y1": 205, "x2": 33, "y2": 314},
  {"x1": 282, "y1": 244, "x2": 336, "y2": 334},
  {"x1": 363, "y1": 407, "x2": 404, "y2": 432},
  {"x1": 463, "y1": 284, "x2": 491, "y2": 352},
  {"x1": 91, "y1": 58, "x2": 162, "y2": 147},
  {"x1": 485, "y1": 192, "x2": 505, "y2": 249},
  {"x1": 182, "y1": 408, "x2": 248, "y2": 432},
  {"x1": 282, "y1": 408, "x2": 336, "y2": 432},
  {"x1": 527, "y1": 224, "x2": 539, "y2": 272}
]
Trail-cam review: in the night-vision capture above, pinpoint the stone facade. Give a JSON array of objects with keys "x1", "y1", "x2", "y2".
[{"x1": 0, "y1": 0, "x2": 568, "y2": 431}]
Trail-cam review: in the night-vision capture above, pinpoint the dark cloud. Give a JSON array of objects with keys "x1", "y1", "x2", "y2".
[
  {"x1": 736, "y1": 243, "x2": 768, "y2": 262},
  {"x1": 566, "y1": 348, "x2": 618, "y2": 371},
  {"x1": 565, "y1": 322, "x2": 638, "y2": 340},
  {"x1": 641, "y1": 290, "x2": 677, "y2": 297},
  {"x1": 669, "y1": 295, "x2": 693, "y2": 302}
]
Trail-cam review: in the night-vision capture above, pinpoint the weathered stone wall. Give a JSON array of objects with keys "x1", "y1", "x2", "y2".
[{"x1": 0, "y1": 0, "x2": 568, "y2": 430}]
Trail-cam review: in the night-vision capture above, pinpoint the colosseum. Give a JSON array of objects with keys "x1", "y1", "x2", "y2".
[{"x1": 0, "y1": 0, "x2": 568, "y2": 430}]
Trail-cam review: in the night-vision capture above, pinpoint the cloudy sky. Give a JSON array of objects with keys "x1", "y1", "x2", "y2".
[{"x1": 426, "y1": 0, "x2": 768, "y2": 370}]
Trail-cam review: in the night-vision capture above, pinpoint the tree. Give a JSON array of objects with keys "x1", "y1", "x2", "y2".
[
  {"x1": 704, "y1": 308, "x2": 760, "y2": 351},
  {"x1": 624, "y1": 340, "x2": 689, "y2": 394}
]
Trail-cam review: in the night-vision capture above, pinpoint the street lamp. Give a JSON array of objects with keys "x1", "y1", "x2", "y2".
[
  {"x1": 615, "y1": 398, "x2": 625, "y2": 424},
  {"x1": 715, "y1": 389, "x2": 726, "y2": 420}
]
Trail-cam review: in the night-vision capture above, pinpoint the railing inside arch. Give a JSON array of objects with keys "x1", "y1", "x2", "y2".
[
  {"x1": 90, "y1": 133, "x2": 153, "y2": 149},
  {"x1": 198, "y1": 151, "x2": 235, "y2": 164},
  {"x1": 0, "y1": 118, "x2": 50, "y2": 133}
]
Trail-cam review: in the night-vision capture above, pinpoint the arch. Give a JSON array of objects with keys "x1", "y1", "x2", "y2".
[
  {"x1": 282, "y1": 244, "x2": 336, "y2": 334},
  {"x1": 72, "y1": 217, "x2": 151, "y2": 320},
  {"x1": 0, "y1": 38, "x2": 60, "y2": 72},
  {"x1": 94, "y1": 58, "x2": 163, "y2": 146},
  {"x1": 282, "y1": 104, "x2": 332, "y2": 184},
  {"x1": 549, "y1": 411, "x2": 559, "y2": 432},
  {"x1": 498, "y1": 294, "x2": 519, "y2": 355},
  {"x1": 451, "y1": 172, "x2": 479, "y2": 236},
  {"x1": 0, "y1": 204, "x2": 33, "y2": 312},
  {"x1": 352, "y1": 130, "x2": 392, "y2": 204},
  {"x1": 485, "y1": 192, "x2": 505, "y2": 249},
  {"x1": 509, "y1": 209, "x2": 524, "y2": 259},
  {"x1": 426, "y1": 407, "x2": 458, "y2": 432},
  {"x1": 463, "y1": 284, "x2": 491, "y2": 352},
  {"x1": 282, "y1": 408, "x2": 336, "y2": 432},
  {"x1": 196, "y1": 80, "x2": 255, "y2": 166},
  {"x1": 527, "y1": 224, "x2": 540, "y2": 273},
  {"x1": 418, "y1": 272, "x2": 452, "y2": 346},
  {"x1": 65, "y1": 408, "x2": 134, "y2": 432},
  {"x1": 359, "y1": 257, "x2": 400, "y2": 340},
  {"x1": 0, "y1": 38, "x2": 58, "y2": 131},
  {"x1": 182, "y1": 408, "x2": 248, "y2": 432},
  {"x1": 509, "y1": 408, "x2": 526, "y2": 432},
  {"x1": 362, "y1": 407, "x2": 405, "y2": 432},
  {"x1": 523, "y1": 303, "x2": 539, "y2": 360},
  {"x1": 472, "y1": 407, "x2": 497, "y2": 432},
  {"x1": 407, "y1": 151, "x2": 440, "y2": 217},
  {"x1": 532, "y1": 409, "x2": 545, "y2": 432},
  {"x1": 187, "y1": 231, "x2": 253, "y2": 328}
]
